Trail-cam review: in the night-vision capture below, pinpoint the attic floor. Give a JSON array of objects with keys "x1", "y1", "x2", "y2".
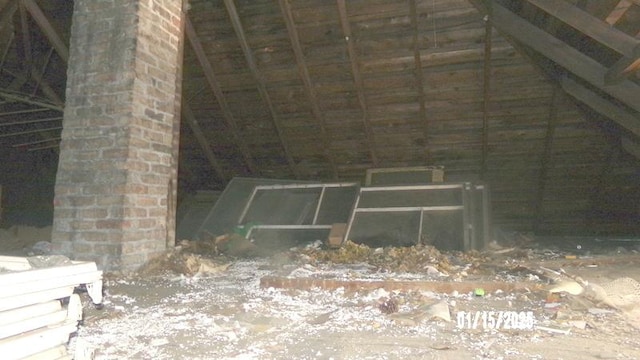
[{"x1": 72, "y1": 237, "x2": 640, "y2": 360}]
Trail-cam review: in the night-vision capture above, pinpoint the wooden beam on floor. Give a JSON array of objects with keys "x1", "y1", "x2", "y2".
[
  {"x1": 560, "y1": 76, "x2": 640, "y2": 138},
  {"x1": 185, "y1": 17, "x2": 258, "y2": 175},
  {"x1": 336, "y1": 0, "x2": 378, "y2": 166},
  {"x1": 489, "y1": 1, "x2": 640, "y2": 113},
  {"x1": 480, "y1": 4, "x2": 492, "y2": 180},
  {"x1": 278, "y1": 0, "x2": 339, "y2": 180},
  {"x1": 22, "y1": 0, "x2": 68, "y2": 63},
  {"x1": 533, "y1": 87, "x2": 560, "y2": 233},
  {"x1": 182, "y1": 103, "x2": 227, "y2": 182},
  {"x1": 408, "y1": 0, "x2": 430, "y2": 164},
  {"x1": 223, "y1": 0, "x2": 299, "y2": 178},
  {"x1": 260, "y1": 276, "x2": 543, "y2": 293}
]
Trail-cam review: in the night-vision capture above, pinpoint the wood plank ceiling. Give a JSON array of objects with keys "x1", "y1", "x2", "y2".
[{"x1": 0, "y1": 0, "x2": 638, "y2": 235}]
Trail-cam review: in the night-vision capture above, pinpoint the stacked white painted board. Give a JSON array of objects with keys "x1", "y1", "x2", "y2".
[{"x1": 0, "y1": 256, "x2": 102, "y2": 360}]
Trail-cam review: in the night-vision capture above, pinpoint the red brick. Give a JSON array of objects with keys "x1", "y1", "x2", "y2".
[{"x1": 53, "y1": 0, "x2": 184, "y2": 271}]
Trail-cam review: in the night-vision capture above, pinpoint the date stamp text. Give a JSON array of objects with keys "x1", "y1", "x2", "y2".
[{"x1": 456, "y1": 311, "x2": 535, "y2": 330}]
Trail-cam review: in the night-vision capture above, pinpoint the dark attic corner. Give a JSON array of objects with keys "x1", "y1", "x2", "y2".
[{"x1": 0, "y1": 0, "x2": 639, "y2": 358}]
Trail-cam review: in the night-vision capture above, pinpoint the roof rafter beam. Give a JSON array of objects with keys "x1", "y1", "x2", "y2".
[
  {"x1": 0, "y1": 31, "x2": 13, "y2": 73},
  {"x1": 408, "y1": 0, "x2": 430, "y2": 164},
  {"x1": 560, "y1": 76, "x2": 640, "y2": 138},
  {"x1": 185, "y1": 17, "x2": 257, "y2": 175},
  {"x1": 29, "y1": 70, "x2": 62, "y2": 154},
  {"x1": 0, "y1": 90, "x2": 61, "y2": 110},
  {"x1": 336, "y1": 0, "x2": 378, "y2": 166},
  {"x1": 30, "y1": 69, "x2": 62, "y2": 105},
  {"x1": 487, "y1": 0, "x2": 640, "y2": 113},
  {"x1": 480, "y1": 3, "x2": 492, "y2": 180},
  {"x1": 621, "y1": 137, "x2": 640, "y2": 159},
  {"x1": 21, "y1": 0, "x2": 69, "y2": 63},
  {"x1": 0, "y1": 0, "x2": 11, "y2": 11},
  {"x1": 605, "y1": 0, "x2": 634, "y2": 25},
  {"x1": 223, "y1": 0, "x2": 299, "y2": 178},
  {"x1": 525, "y1": 0, "x2": 640, "y2": 85},
  {"x1": 278, "y1": 0, "x2": 339, "y2": 180},
  {"x1": 605, "y1": 44, "x2": 640, "y2": 85},
  {"x1": 31, "y1": 46, "x2": 54, "y2": 97},
  {"x1": 18, "y1": 1, "x2": 31, "y2": 68},
  {"x1": 0, "y1": 0, "x2": 17, "y2": 32},
  {"x1": 533, "y1": 87, "x2": 560, "y2": 233},
  {"x1": 526, "y1": 0, "x2": 639, "y2": 56},
  {"x1": 182, "y1": 102, "x2": 227, "y2": 182}
]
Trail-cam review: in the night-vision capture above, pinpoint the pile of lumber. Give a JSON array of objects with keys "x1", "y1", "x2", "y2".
[{"x1": 0, "y1": 256, "x2": 102, "y2": 360}]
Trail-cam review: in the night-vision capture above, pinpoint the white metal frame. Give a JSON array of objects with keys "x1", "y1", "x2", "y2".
[
  {"x1": 344, "y1": 183, "x2": 473, "y2": 250},
  {"x1": 237, "y1": 183, "x2": 359, "y2": 238}
]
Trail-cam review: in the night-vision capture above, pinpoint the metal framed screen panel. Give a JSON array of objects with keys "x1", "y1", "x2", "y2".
[
  {"x1": 195, "y1": 177, "x2": 313, "y2": 239},
  {"x1": 237, "y1": 183, "x2": 359, "y2": 244},
  {"x1": 345, "y1": 184, "x2": 473, "y2": 250}
]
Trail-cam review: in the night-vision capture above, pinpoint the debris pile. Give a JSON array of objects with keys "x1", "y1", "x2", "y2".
[
  {"x1": 378, "y1": 297, "x2": 399, "y2": 314},
  {"x1": 544, "y1": 275, "x2": 640, "y2": 330},
  {"x1": 77, "y1": 234, "x2": 640, "y2": 359},
  {"x1": 294, "y1": 240, "x2": 465, "y2": 274},
  {"x1": 137, "y1": 246, "x2": 230, "y2": 277}
]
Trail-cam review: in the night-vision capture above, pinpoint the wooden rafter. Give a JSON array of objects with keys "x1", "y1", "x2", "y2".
[
  {"x1": 30, "y1": 70, "x2": 62, "y2": 105},
  {"x1": 30, "y1": 70, "x2": 62, "y2": 155},
  {"x1": 222, "y1": 0, "x2": 299, "y2": 178},
  {"x1": 488, "y1": 1, "x2": 640, "y2": 113},
  {"x1": 360, "y1": 44, "x2": 513, "y2": 72},
  {"x1": 0, "y1": 0, "x2": 11, "y2": 11},
  {"x1": 408, "y1": 0, "x2": 430, "y2": 164},
  {"x1": 588, "y1": 143, "x2": 617, "y2": 225},
  {"x1": 605, "y1": 44, "x2": 640, "y2": 85},
  {"x1": 533, "y1": 87, "x2": 560, "y2": 233},
  {"x1": 480, "y1": 4, "x2": 492, "y2": 180},
  {"x1": 182, "y1": 103, "x2": 227, "y2": 182},
  {"x1": 0, "y1": 32, "x2": 13, "y2": 73},
  {"x1": 185, "y1": 17, "x2": 257, "y2": 175},
  {"x1": 0, "y1": 90, "x2": 61, "y2": 110},
  {"x1": 21, "y1": 0, "x2": 68, "y2": 63},
  {"x1": 31, "y1": 46, "x2": 53, "y2": 96},
  {"x1": 0, "y1": 0, "x2": 17, "y2": 32},
  {"x1": 621, "y1": 137, "x2": 640, "y2": 159},
  {"x1": 336, "y1": 0, "x2": 378, "y2": 166},
  {"x1": 560, "y1": 76, "x2": 640, "y2": 138},
  {"x1": 0, "y1": 125, "x2": 61, "y2": 138},
  {"x1": 525, "y1": 0, "x2": 640, "y2": 85},
  {"x1": 278, "y1": 0, "x2": 339, "y2": 180},
  {"x1": 605, "y1": 0, "x2": 634, "y2": 25},
  {"x1": 0, "y1": 0, "x2": 62, "y2": 153},
  {"x1": 526, "y1": 0, "x2": 639, "y2": 55},
  {"x1": 18, "y1": 1, "x2": 31, "y2": 68}
]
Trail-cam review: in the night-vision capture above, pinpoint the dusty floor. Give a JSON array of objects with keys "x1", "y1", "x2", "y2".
[{"x1": 68, "y1": 236, "x2": 640, "y2": 360}]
